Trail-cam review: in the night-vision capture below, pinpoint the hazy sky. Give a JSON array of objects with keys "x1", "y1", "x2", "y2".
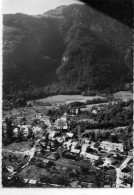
[{"x1": 3, "y1": 0, "x2": 83, "y2": 15}]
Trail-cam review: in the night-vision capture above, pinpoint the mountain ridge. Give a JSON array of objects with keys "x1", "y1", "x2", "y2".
[{"x1": 3, "y1": 4, "x2": 133, "y2": 97}]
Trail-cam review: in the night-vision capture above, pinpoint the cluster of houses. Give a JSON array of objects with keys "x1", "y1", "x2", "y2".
[{"x1": 2, "y1": 109, "x2": 133, "y2": 188}]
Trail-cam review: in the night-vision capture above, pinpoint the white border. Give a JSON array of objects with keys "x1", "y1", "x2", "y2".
[{"x1": 0, "y1": 1, "x2": 133, "y2": 195}]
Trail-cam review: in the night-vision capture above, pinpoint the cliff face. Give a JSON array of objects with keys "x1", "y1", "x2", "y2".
[{"x1": 3, "y1": 4, "x2": 133, "y2": 93}]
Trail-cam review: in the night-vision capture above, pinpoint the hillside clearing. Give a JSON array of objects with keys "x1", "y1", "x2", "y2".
[{"x1": 34, "y1": 95, "x2": 104, "y2": 105}]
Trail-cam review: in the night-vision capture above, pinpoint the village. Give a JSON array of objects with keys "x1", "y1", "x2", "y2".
[{"x1": 2, "y1": 93, "x2": 133, "y2": 188}]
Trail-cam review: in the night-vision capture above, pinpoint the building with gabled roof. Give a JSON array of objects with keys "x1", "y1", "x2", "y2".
[{"x1": 100, "y1": 141, "x2": 123, "y2": 152}]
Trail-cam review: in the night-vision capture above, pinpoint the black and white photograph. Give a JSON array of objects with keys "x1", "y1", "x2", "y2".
[{"x1": 1, "y1": 0, "x2": 133, "y2": 189}]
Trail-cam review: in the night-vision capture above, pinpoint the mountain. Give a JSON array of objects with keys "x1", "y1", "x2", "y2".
[
  {"x1": 3, "y1": 13, "x2": 65, "y2": 94},
  {"x1": 3, "y1": 4, "x2": 133, "y2": 97}
]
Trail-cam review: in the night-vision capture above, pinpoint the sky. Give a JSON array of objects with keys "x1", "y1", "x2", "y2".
[{"x1": 2, "y1": 0, "x2": 83, "y2": 15}]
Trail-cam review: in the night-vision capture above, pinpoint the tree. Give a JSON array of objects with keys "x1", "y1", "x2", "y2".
[
  {"x1": 6, "y1": 118, "x2": 13, "y2": 140},
  {"x1": 14, "y1": 98, "x2": 26, "y2": 107},
  {"x1": 94, "y1": 157, "x2": 103, "y2": 166},
  {"x1": 40, "y1": 121, "x2": 48, "y2": 130},
  {"x1": 40, "y1": 173, "x2": 51, "y2": 184},
  {"x1": 57, "y1": 173, "x2": 68, "y2": 186},
  {"x1": 51, "y1": 173, "x2": 58, "y2": 184}
]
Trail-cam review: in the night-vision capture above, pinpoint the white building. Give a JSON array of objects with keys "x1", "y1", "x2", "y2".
[
  {"x1": 20, "y1": 125, "x2": 32, "y2": 138},
  {"x1": 13, "y1": 127, "x2": 20, "y2": 137},
  {"x1": 55, "y1": 117, "x2": 68, "y2": 130},
  {"x1": 102, "y1": 158, "x2": 112, "y2": 167},
  {"x1": 80, "y1": 144, "x2": 89, "y2": 156},
  {"x1": 32, "y1": 126, "x2": 42, "y2": 134},
  {"x1": 120, "y1": 171, "x2": 131, "y2": 179},
  {"x1": 92, "y1": 109, "x2": 97, "y2": 115},
  {"x1": 100, "y1": 141, "x2": 124, "y2": 152},
  {"x1": 85, "y1": 153, "x2": 99, "y2": 161},
  {"x1": 49, "y1": 131, "x2": 56, "y2": 140},
  {"x1": 66, "y1": 132, "x2": 73, "y2": 138},
  {"x1": 71, "y1": 142, "x2": 81, "y2": 154}
]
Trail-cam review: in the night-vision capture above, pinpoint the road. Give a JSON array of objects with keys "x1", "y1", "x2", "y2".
[
  {"x1": 4, "y1": 138, "x2": 41, "y2": 176},
  {"x1": 116, "y1": 155, "x2": 132, "y2": 188}
]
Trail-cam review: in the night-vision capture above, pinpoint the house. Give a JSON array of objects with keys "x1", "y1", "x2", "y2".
[
  {"x1": 71, "y1": 142, "x2": 81, "y2": 154},
  {"x1": 70, "y1": 181, "x2": 79, "y2": 188},
  {"x1": 35, "y1": 144, "x2": 42, "y2": 154},
  {"x1": 66, "y1": 132, "x2": 74, "y2": 138},
  {"x1": 70, "y1": 108, "x2": 79, "y2": 115},
  {"x1": 87, "y1": 183, "x2": 94, "y2": 188},
  {"x1": 29, "y1": 179, "x2": 37, "y2": 186},
  {"x1": 128, "y1": 150, "x2": 133, "y2": 156},
  {"x1": 20, "y1": 125, "x2": 32, "y2": 139},
  {"x1": 81, "y1": 138, "x2": 90, "y2": 144},
  {"x1": 120, "y1": 171, "x2": 131, "y2": 179},
  {"x1": 55, "y1": 136, "x2": 64, "y2": 143},
  {"x1": 23, "y1": 179, "x2": 29, "y2": 184},
  {"x1": 13, "y1": 127, "x2": 20, "y2": 138},
  {"x1": 2, "y1": 117, "x2": 6, "y2": 123},
  {"x1": 35, "y1": 113, "x2": 44, "y2": 119},
  {"x1": 16, "y1": 116, "x2": 25, "y2": 123},
  {"x1": 80, "y1": 182, "x2": 88, "y2": 187},
  {"x1": 80, "y1": 144, "x2": 89, "y2": 157},
  {"x1": 49, "y1": 131, "x2": 56, "y2": 140},
  {"x1": 32, "y1": 126, "x2": 42, "y2": 134},
  {"x1": 102, "y1": 158, "x2": 112, "y2": 167},
  {"x1": 43, "y1": 159, "x2": 50, "y2": 165},
  {"x1": 104, "y1": 185, "x2": 111, "y2": 188},
  {"x1": 40, "y1": 136, "x2": 47, "y2": 147},
  {"x1": 100, "y1": 141, "x2": 124, "y2": 152},
  {"x1": 92, "y1": 109, "x2": 97, "y2": 115},
  {"x1": 80, "y1": 144, "x2": 99, "y2": 161},
  {"x1": 6, "y1": 166, "x2": 14, "y2": 173},
  {"x1": 55, "y1": 117, "x2": 68, "y2": 130},
  {"x1": 63, "y1": 112, "x2": 68, "y2": 118},
  {"x1": 85, "y1": 153, "x2": 99, "y2": 161},
  {"x1": 63, "y1": 122, "x2": 68, "y2": 130},
  {"x1": 111, "y1": 183, "x2": 116, "y2": 187}
]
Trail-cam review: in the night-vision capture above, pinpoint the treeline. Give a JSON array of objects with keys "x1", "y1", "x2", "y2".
[
  {"x1": 3, "y1": 82, "x2": 83, "y2": 103},
  {"x1": 3, "y1": 79, "x2": 131, "y2": 106},
  {"x1": 72, "y1": 101, "x2": 133, "y2": 128},
  {"x1": 3, "y1": 81, "x2": 109, "y2": 109},
  {"x1": 71, "y1": 124, "x2": 133, "y2": 151}
]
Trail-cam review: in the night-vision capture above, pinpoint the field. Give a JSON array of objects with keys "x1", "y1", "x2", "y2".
[
  {"x1": 77, "y1": 119, "x2": 97, "y2": 124},
  {"x1": 83, "y1": 126, "x2": 128, "y2": 134},
  {"x1": 19, "y1": 165, "x2": 47, "y2": 180},
  {"x1": 33, "y1": 95, "x2": 104, "y2": 105},
  {"x1": 3, "y1": 141, "x2": 32, "y2": 152},
  {"x1": 114, "y1": 91, "x2": 132, "y2": 101}
]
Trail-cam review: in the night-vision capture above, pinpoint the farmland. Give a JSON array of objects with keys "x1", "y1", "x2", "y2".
[
  {"x1": 114, "y1": 91, "x2": 132, "y2": 101},
  {"x1": 31, "y1": 95, "x2": 104, "y2": 105}
]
